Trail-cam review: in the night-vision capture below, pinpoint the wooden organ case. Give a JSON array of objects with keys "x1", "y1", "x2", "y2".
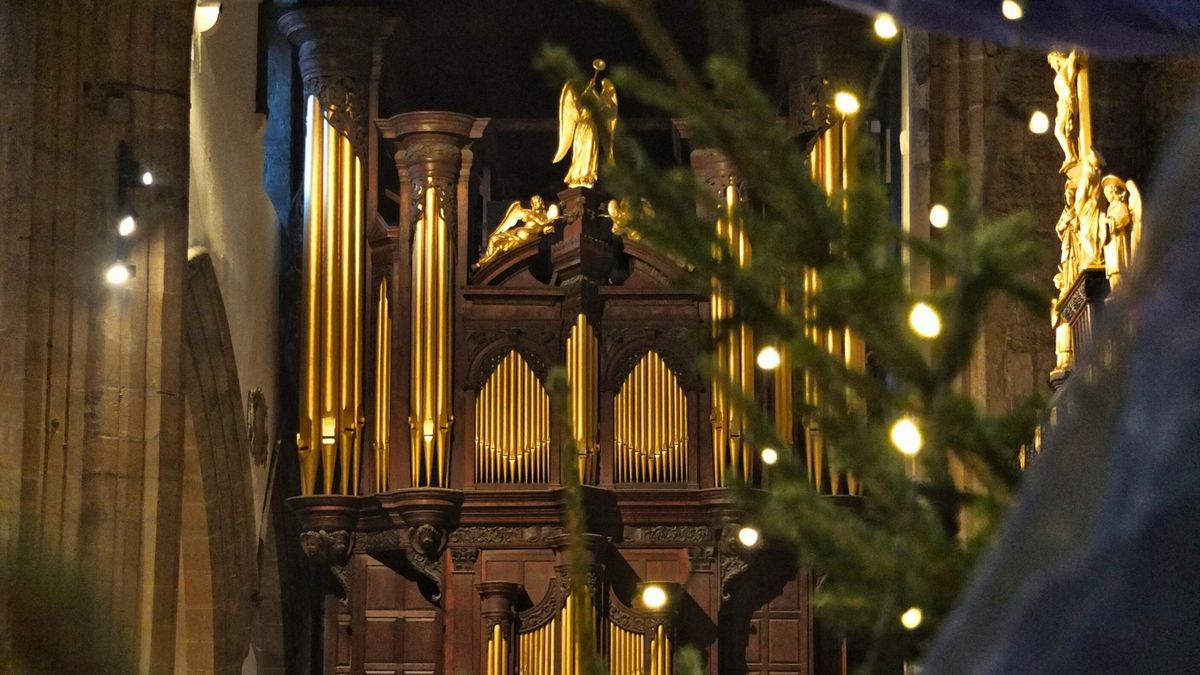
[{"x1": 283, "y1": 107, "x2": 832, "y2": 675}]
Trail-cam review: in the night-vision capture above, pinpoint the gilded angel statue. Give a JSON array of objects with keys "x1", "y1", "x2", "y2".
[
  {"x1": 474, "y1": 196, "x2": 560, "y2": 269},
  {"x1": 1100, "y1": 176, "x2": 1142, "y2": 290},
  {"x1": 554, "y1": 59, "x2": 618, "y2": 188}
]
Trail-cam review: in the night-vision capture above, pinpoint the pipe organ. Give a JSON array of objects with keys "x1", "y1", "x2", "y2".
[
  {"x1": 613, "y1": 351, "x2": 689, "y2": 484},
  {"x1": 805, "y1": 117, "x2": 865, "y2": 496},
  {"x1": 282, "y1": 6, "x2": 879, "y2": 675},
  {"x1": 297, "y1": 94, "x2": 364, "y2": 496},
  {"x1": 567, "y1": 313, "x2": 601, "y2": 484},
  {"x1": 374, "y1": 278, "x2": 392, "y2": 493},
  {"x1": 474, "y1": 350, "x2": 552, "y2": 484},
  {"x1": 710, "y1": 177, "x2": 757, "y2": 487}
]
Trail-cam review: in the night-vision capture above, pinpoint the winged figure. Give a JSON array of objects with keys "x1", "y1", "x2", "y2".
[
  {"x1": 1100, "y1": 176, "x2": 1143, "y2": 290},
  {"x1": 475, "y1": 196, "x2": 560, "y2": 269},
  {"x1": 554, "y1": 59, "x2": 619, "y2": 188}
]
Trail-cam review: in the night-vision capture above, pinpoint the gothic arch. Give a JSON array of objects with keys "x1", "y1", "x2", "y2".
[{"x1": 177, "y1": 252, "x2": 263, "y2": 674}]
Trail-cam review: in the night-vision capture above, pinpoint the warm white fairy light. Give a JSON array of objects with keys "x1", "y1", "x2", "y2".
[
  {"x1": 929, "y1": 203, "x2": 949, "y2": 229},
  {"x1": 141, "y1": 170, "x2": 154, "y2": 186},
  {"x1": 1028, "y1": 110, "x2": 1050, "y2": 134},
  {"x1": 834, "y1": 91, "x2": 861, "y2": 115},
  {"x1": 873, "y1": 13, "x2": 899, "y2": 40},
  {"x1": 756, "y1": 345, "x2": 781, "y2": 370},
  {"x1": 1001, "y1": 0, "x2": 1024, "y2": 20},
  {"x1": 890, "y1": 417, "x2": 923, "y2": 456},
  {"x1": 908, "y1": 302, "x2": 942, "y2": 339},
  {"x1": 760, "y1": 447, "x2": 779, "y2": 465},
  {"x1": 737, "y1": 526, "x2": 760, "y2": 548},
  {"x1": 901, "y1": 606, "x2": 923, "y2": 629}
]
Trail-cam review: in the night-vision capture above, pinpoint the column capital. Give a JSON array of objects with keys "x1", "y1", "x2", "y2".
[{"x1": 278, "y1": 6, "x2": 386, "y2": 157}]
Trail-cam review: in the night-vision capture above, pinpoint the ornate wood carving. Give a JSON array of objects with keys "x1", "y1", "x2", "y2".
[
  {"x1": 449, "y1": 525, "x2": 564, "y2": 546},
  {"x1": 622, "y1": 525, "x2": 713, "y2": 546}
]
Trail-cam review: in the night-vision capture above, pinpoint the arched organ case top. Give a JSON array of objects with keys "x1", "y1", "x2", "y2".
[
  {"x1": 613, "y1": 351, "x2": 688, "y2": 484},
  {"x1": 474, "y1": 350, "x2": 552, "y2": 484}
]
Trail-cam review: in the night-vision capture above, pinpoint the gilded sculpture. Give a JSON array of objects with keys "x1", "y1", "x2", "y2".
[
  {"x1": 1047, "y1": 49, "x2": 1144, "y2": 376},
  {"x1": 475, "y1": 196, "x2": 560, "y2": 268},
  {"x1": 554, "y1": 59, "x2": 619, "y2": 188},
  {"x1": 1100, "y1": 175, "x2": 1142, "y2": 291},
  {"x1": 1048, "y1": 51, "x2": 1080, "y2": 173}
]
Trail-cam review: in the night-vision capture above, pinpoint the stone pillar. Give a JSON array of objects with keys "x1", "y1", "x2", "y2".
[
  {"x1": 378, "y1": 112, "x2": 476, "y2": 487},
  {"x1": 280, "y1": 7, "x2": 382, "y2": 496}
]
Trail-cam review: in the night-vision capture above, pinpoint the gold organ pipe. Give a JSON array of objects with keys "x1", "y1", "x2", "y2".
[
  {"x1": 299, "y1": 96, "x2": 322, "y2": 495},
  {"x1": 567, "y1": 315, "x2": 599, "y2": 483},
  {"x1": 614, "y1": 353, "x2": 688, "y2": 483},
  {"x1": 297, "y1": 96, "x2": 365, "y2": 496},
  {"x1": 375, "y1": 279, "x2": 391, "y2": 493},
  {"x1": 474, "y1": 351, "x2": 550, "y2": 484}
]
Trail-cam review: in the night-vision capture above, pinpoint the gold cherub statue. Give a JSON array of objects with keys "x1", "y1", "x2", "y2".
[
  {"x1": 554, "y1": 59, "x2": 619, "y2": 188},
  {"x1": 475, "y1": 196, "x2": 560, "y2": 269}
]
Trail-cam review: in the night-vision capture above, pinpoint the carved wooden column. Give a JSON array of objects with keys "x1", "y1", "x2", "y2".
[
  {"x1": 280, "y1": 6, "x2": 383, "y2": 497},
  {"x1": 378, "y1": 112, "x2": 476, "y2": 487},
  {"x1": 478, "y1": 582, "x2": 522, "y2": 675},
  {"x1": 552, "y1": 533, "x2": 609, "y2": 673},
  {"x1": 553, "y1": 188, "x2": 617, "y2": 486}
]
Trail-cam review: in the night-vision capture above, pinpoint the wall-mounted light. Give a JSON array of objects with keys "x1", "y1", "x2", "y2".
[
  {"x1": 105, "y1": 262, "x2": 134, "y2": 286},
  {"x1": 195, "y1": 2, "x2": 223, "y2": 34},
  {"x1": 117, "y1": 214, "x2": 137, "y2": 237}
]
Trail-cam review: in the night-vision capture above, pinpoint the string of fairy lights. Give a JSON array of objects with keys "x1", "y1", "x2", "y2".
[{"x1": 734, "y1": 0, "x2": 1040, "y2": 634}]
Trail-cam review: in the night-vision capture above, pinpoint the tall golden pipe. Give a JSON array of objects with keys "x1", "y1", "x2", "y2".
[
  {"x1": 567, "y1": 314, "x2": 599, "y2": 483},
  {"x1": 297, "y1": 96, "x2": 365, "y2": 496},
  {"x1": 410, "y1": 180, "x2": 454, "y2": 486},
  {"x1": 711, "y1": 180, "x2": 754, "y2": 486},
  {"x1": 375, "y1": 279, "x2": 391, "y2": 492},
  {"x1": 298, "y1": 97, "x2": 323, "y2": 495}
]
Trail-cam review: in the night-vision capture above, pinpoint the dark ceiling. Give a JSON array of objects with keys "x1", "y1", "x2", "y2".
[{"x1": 377, "y1": 0, "x2": 807, "y2": 119}]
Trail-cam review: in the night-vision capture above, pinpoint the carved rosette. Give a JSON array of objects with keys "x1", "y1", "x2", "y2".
[{"x1": 278, "y1": 7, "x2": 384, "y2": 159}]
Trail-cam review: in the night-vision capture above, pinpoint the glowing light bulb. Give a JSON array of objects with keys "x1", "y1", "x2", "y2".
[
  {"x1": 194, "y1": 2, "x2": 222, "y2": 34},
  {"x1": 761, "y1": 447, "x2": 779, "y2": 465},
  {"x1": 1001, "y1": 0, "x2": 1023, "y2": 20},
  {"x1": 737, "y1": 526, "x2": 760, "y2": 548},
  {"x1": 901, "y1": 606, "x2": 923, "y2": 629},
  {"x1": 756, "y1": 345, "x2": 781, "y2": 370},
  {"x1": 1028, "y1": 110, "x2": 1050, "y2": 135},
  {"x1": 908, "y1": 302, "x2": 942, "y2": 339},
  {"x1": 105, "y1": 263, "x2": 131, "y2": 285},
  {"x1": 141, "y1": 170, "x2": 154, "y2": 186},
  {"x1": 117, "y1": 215, "x2": 136, "y2": 237},
  {"x1": 929, "y1": 203, "x2": 949, "y2": 229},
  {"x1": 890, "y1": 417, "x2": 923, "y2": 456},
  {"x1": 834, "y1": 91, "x2": 861, "y2": 115},
  {"x1": 641, "y1": 584, "x2": 668, "y2": 610},
  {"x1": 873, "y1": 13, "x2": 899, "y2": 40}
]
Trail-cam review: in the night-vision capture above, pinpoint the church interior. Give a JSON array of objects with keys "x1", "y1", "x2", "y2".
[{"x1": 1, "y1": 0, "x2": 1197, "y2": 673}]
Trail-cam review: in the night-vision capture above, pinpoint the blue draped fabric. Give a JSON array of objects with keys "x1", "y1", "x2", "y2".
[{"x1": 827, "y1": 0, "x2": 1200, "y2": 56}]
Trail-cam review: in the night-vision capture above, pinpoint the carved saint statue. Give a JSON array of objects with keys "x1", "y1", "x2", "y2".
[
  {"x1": 1051, "y1": 273, "x2": 1072, "y2": 373},
  {"x1": 1055, "y1": 180, "x2": 1081, "y2": 294},
  {"x1": 554, "y1": 59, "x2": 619, "y2": 188},
  {"x1": 1048, "y1": 50, "x2": 1079, "y2": 173},
  {"x1": 1100, "y1": 176, "x2": 1142, "y2": 291},
  {"x1": 1074, "y1": 149, "x2": 1105, "y2": 269},
  {"x1": 475, "y1": 196, "x2": 560, "y2": 269}
]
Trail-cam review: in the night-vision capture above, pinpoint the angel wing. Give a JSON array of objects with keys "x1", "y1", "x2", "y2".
[
  {"x1": 493, "y1": 200, "x2": 526, "y2": 236},
  {"x1": 1126, "y1": 179, "x2": 1143, "y2": 263},
  {"x1": 553, "y1": 82, "x2": 580, "y2": 164},
  {"x1": 600, "y1": 78, "x2": 618, "y2": 161}
]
